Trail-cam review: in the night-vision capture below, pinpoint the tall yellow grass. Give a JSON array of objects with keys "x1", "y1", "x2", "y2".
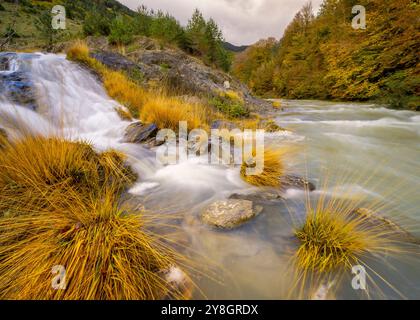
[
  {"x1": 0, "y1": 136, "x2": 136, "y2": 217},
  {"x1": 0, "y1": 135, "x2": 193, "y2": 299},
  {"x1": 0, "y1": 190, "x2": 190, "y2": 299},
  {"x1": 288, "y1": 175, "x2": 420, "y2": 299},
  {"x1": 240, "y1": 147, "x2": 290, "y2": 187},
  {"x1": 141, "y1": 96, "x2": 208, "y2": 131}
]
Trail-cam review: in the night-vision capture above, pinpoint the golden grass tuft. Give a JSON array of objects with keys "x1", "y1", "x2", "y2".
[
  {"x1": 0, "y1": 135, "x2": 192, "y2": 299},
  {"x1": 287, "y1": 177, "x2": 420, "y2": 299},
  {"x1": 295, "y1": 210, "x2": 373, "y2": 273},
  {"x1": 0, "y1": 128, "x2": 7, "y2": 149},
  {"x1": 240, "y1": 147, "x2": 288, "y2": 187},
  {"x1": 272, "y1": 100, "x2": 282, "y2": 108},
  {"x1": 224, "y1": 90, "x2": 243, "y2": 102},
  {"x1": 66, "y1": 40, "x2": 90, "y2": 61},
  {"x1": 141, "y1": 96, "x2": 208, "y2": 131},
  {"x1": 0, "y1": 190, "x2": 190, "y2": 300},
  {"x1": 102, "y1": 70, "x2": 147, "y2": 118},
  {"x1": 0, "y1": 136, "x2": 136, "y2": 217}
]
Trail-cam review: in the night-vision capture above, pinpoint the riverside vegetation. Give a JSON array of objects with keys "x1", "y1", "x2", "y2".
[
  {"x1": 232, "y1": 0, "x2": 419, "y2": 110},
  {"x1": 0, "y1": 0, "x2": 419, "y2": 300}
]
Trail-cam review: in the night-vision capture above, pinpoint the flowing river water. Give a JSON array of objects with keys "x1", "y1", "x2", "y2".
[{"x1": 1, "y1": 53, "x2": 419, "y2": 299}]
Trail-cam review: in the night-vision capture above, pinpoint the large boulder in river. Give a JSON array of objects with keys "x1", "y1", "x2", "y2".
[{"x1": 201, "y1": 199, "x2": 263, "y2": 229}]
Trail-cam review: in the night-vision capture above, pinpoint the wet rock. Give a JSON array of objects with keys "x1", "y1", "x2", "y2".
[
  {"x1": 124, "y1": 122, "x2": 158, "y2": 144},
  {"x1": 0, "y1": 70, "x2": 37, "y2": 110},
  {"x1": 280, "y1": 175, "x2": 316, "y2": 192},
  {"x1": 211, "y1": 120, "x2": 238, "y2": 130},
  {"x1": 0, "y1": 54, "x2": 12, "y2": 71},
  {"x1": 263, "y1": 120, "x2": 288, "y2": 133},
  {"x1": 92, "y1": 51, "x2": 138, "y2": 72},
  {"x1": 229, "y1": 191, "x2": 283, "y2": 203},
  {"x1": 201, "y1": 199, "x2": 263, "y2": 229}
]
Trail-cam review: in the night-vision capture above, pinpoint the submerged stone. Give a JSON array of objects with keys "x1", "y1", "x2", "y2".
[
  {"x1": 201, "y1": 199, "x2": 263, "y2": 229},
  {"x1": 159, "y1": 266, "x2": 194, "y2": 300},
  {"x1": 280, "y1": 174, "x2": 316, "y2": 192}
]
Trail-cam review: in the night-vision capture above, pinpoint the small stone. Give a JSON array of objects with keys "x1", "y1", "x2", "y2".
[
  {"x1": 124, "y1": 122, "x2": 158, "y2": 144},
  {"x1": 201, "y1": 199, "x2": 263, "y2": 229},
  {"x1": 280, "y1": 175, "x2": 316, "y2": 191}
]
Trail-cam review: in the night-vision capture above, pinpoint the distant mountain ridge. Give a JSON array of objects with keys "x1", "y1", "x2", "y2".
[{"x1": 223, "y1": 42, "x2": 248, "y2": 53}]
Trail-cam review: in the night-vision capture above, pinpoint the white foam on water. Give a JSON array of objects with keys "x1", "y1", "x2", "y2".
[{"x1": 129, "y1": 182, "x2": 160, "y2": 195}]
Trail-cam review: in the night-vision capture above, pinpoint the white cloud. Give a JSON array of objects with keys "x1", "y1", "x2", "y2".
[{"x1": 117, "y1": 0, "x2": 323, "y2": 45}]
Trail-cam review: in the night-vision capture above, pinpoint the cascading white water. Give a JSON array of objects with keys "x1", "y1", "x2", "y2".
[{"x1": 0, "y1": 53, "x2": 251, "y2": 199}]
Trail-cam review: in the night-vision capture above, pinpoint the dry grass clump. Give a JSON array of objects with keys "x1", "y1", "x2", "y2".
[
  {"x1": 0, "y1": 136, "x2": 136, "y2": 217},
  {"x1": 141, "y1": 96, "x2": 209, "y2": 131},
  {"x1": 0, "y1": 135, "x2": 192, "y2": 299},
  {"x1": 224, "y1": 90, "x2": 243, "y2": 102},
  {"x1": 294, "y1": 206, "x2": 412, "y2": 274},
  {"x1": 289, "y1": 186, "x2": 420, "y2": 299},
  {"x1": 0, "y1": 190, "x2": 190, "y2": 300},
  {"x1": 272, "y1": 100, "x2": 282, "y2": 108},
  {"x1": 295, "y1": 210, "x2": 372, "y2": 273},
  {"x1": 67, "y1": 41, "x2": 209, "y2": 131},
  {"x1": 66, "y1": 40, "x2": 105, "y2": 72},
  {"x1": 240, "y1": 147, "x2": 289, "y2": 187},
  {"x1": 0, "y1": 128, "x2": 7, "y2": 149},
  {"x1": 102, "y1": 70, "x2": 147, "y2": 118}
]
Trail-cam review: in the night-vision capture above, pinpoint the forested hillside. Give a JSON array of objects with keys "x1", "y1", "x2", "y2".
[
  {"x1": 0, "y1": 0, "x2": 232, "y2": 71},
  {"x1": 233, "y1": 0, "x2": 420, "y2": 110}
]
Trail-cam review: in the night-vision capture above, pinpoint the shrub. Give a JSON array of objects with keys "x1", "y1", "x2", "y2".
[
  {"x1": 83, "y1": 11, "x2": 111, "y2": 36},
  {"x1": 210, "y1": 97, "x2": 249, "y2": 118},
  {"x1": 108, "y1": 16, "x2": 134, "y2": 46}
]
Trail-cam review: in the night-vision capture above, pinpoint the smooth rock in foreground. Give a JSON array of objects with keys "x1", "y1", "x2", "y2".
[{"x1": 201, "y1": 199, "x2": 263, "y2": 229}]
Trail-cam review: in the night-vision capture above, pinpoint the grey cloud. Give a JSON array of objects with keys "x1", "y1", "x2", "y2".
[{"x1": 118, "y1": 0, "x2": 323, "y2": 45}]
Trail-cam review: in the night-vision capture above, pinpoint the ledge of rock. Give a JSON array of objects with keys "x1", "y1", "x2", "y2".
[
  {"x1": 0, "y1": 53, "x2": 37, "y2": 111},
  {"x1": 85, "y1": 37, "x2": 272, "y2": 113},
  {"x1": 201, "y1": 199, "x2": 263, "y2": 229},
  {"x1": 124, "y1": 121, "x2": 158, "y2": 144}
]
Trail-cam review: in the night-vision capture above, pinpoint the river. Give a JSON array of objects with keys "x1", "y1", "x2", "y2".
[{"x1": 0, "y1": 53, "x2": 419, "y2": 299}]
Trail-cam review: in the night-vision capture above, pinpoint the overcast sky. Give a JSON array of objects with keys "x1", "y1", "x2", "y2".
[{"x1": 118, "y1": 0, "x2": 323, "y2": 45}]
